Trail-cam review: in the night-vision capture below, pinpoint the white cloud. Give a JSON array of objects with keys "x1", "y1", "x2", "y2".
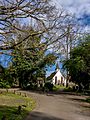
[
  {"x1": 52, "y1": 0, "x2": 90, "y2": 31},
  {"x1": 82, "y1": 25, "x2": 90, "y2": 33},
  {"x1": 53, "y1": 0, "x2": 90, "y2": 16}
]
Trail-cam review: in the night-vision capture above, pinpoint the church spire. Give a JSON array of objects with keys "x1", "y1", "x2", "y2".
[{"x1": 55, "y1": 62, "x2": 60, "y2": 72}]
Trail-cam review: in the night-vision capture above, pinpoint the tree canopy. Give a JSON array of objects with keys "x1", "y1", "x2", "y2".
[
  {"x1": 64, "y1": 36, "x2": 90, "y2": 90},
  {"x1": 9, "y1": 25, "x2": 57, "y2": 88}
]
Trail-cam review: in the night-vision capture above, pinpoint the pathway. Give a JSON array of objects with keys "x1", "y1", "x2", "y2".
[
  {"x1": 24, "y1": 91, "x2": 90, "y2": 120},
  {"x1": 1, "y1": 89, "x2": 90, "y2": 120}
]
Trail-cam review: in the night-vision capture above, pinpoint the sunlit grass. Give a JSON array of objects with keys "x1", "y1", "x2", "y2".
[
  {"x1": 0, "y1": 92, "x2": 35, "y2": 120},
  {"x1": 53, "y1": 85, "x2": 65, "y2": 91}
]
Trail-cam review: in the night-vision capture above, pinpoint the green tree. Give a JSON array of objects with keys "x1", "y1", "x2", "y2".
[
  {"x1": 0, "y1": 65, "x2": 14, "y2": 88},
  {"x1": 10, "y1": 26, "x2": 57, "y2": 89},
  {"x1": 64, "y1": 36, "x2": 90, "y2": 90}
]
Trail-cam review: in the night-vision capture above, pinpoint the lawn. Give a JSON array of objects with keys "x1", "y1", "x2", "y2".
[
  {"x1": 53, "y1": 85, "x2": 65, "y2": 91},
  {"x1": 0, "y1": 92, "x2": 35, "y2": 120}
]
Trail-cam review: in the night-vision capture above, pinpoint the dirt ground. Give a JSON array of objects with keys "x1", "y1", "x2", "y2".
[{"x1": 24, "y1": 91, "x2": 90, "y2": 120}]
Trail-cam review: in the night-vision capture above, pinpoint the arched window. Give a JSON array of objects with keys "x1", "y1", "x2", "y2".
[
  {"x1": 55, "y1": 76, "x2": 57, "y2": 84},
  {"x1": 61, "y1": 77, "x2": 63, "y2": 84}
]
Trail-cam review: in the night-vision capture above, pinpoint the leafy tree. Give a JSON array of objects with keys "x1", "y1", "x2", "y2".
[
  {"x1": 64, "y1": 36, "x2": 90, "y2": 90},
  {"x1": 10, "y1": 26, "x2": 57, "y2": 89}
]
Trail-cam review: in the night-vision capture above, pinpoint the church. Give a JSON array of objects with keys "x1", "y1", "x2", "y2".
[{"x1": 47, "y1": 63, "x2": 66, "y2": 86}]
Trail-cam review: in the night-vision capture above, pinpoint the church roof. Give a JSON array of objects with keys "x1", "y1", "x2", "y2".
[
  {"x1": 47, "y1": 72, "x2": 56, "y2": 80},
  {"x1": 46, "y1": 63, "x2": 66, "y2": 81}
]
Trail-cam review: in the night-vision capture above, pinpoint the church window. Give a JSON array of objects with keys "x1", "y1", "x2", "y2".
[
  {"x1": 55, "y1": 76, "x2": 57, "y2": 84},
  {"x1": 61, "y1": 77, "x2": 63, "y2": 84}
]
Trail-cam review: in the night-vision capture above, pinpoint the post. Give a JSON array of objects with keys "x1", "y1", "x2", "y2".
[{"x1": 18, "y1": 106, "x2": 22, "y2": 114}]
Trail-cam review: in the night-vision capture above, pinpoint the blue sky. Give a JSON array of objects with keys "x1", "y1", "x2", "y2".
[
  {"x1": 52, "y1": 0, "x2": 90, "y2": 32},
  {"x1": 0, "y1": 53, "x2": 11, "y2": 68}
]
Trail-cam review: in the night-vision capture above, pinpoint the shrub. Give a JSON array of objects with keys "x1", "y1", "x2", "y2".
[
  {"x1": 0, "y1": 79, "x2": 11, "y2": 88},
  {"x1": 23, "y1": 82, "x2": 38, "y2": 90},
  {"x1": 44, "y1": 82, "x2": 53, "y2": 91}
]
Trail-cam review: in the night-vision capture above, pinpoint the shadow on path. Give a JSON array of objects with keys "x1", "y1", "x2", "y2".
[{"x1": 26, "y1": 111, "x2": 64, "y2": 120}]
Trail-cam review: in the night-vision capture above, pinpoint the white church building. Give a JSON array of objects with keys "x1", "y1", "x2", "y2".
[{"x1": 47, "y1": 63, "x2": 67, "y2": 86}]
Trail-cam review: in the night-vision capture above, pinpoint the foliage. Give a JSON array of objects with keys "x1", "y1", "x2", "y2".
[
  {"x1": 63, "y1": 87, "x2": 73, "y2": 92},
  {"x1": 53, "y1": 85, "x2": 65, "y2": 91},
  {"x1": 44, "y1": 82, "x2": 54, "y2": 91},
  {"x1": 85, "y1": 97, "x2": 90, "y2": 103},
  {"x1": 0, "y1": 65, "x2": 14, "y2": 88},
  {"x1": 0, "y1": 79, "x2": 10, "y2": 88},
  {"x1": 9, "y1": 26, "x2": 57, "y2": 89},
  {"x1": 64, "y1": 36, "x2": 90, "y2": 90}
]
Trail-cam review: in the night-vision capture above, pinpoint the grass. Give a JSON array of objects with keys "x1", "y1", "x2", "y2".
[
  {"x1": 53, "y1": 85, "x2": 65, "y2": 91},
  {"x1": 0, "y1": 92, "x2": 35, "y2": 120},
  {"x1": 63, "y1": 87, "x2": 73, "y2": 92},
  {"x1": 53, "y1": 85, "x2": 75, "y2": 92}
]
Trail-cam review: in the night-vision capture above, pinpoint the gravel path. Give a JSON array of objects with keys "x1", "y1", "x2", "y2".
[{"x1": 24, "y1": 91, "x2": 90, "y2": 120}]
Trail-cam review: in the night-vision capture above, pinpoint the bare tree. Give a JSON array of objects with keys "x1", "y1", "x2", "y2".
[{"x1": 0, "y1": 0, "x2": 73, "y2": 52}]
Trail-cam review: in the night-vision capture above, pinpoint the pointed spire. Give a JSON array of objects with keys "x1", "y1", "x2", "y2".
[
  {"x1": 56, "y1": 62, "x2": 59, "y2": 69},
  {"x1": 55, "y1": 62, "x2": 60, "y2": 72}
]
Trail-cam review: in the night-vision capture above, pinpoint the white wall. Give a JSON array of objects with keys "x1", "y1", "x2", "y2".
[{"x1": 52, "y1": 70, "x2": 66, "y2": 86}]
